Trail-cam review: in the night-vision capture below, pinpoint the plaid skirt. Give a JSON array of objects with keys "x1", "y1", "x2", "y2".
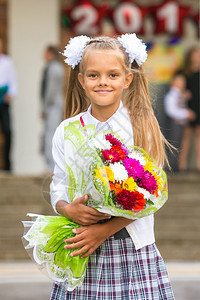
[{"x1": 50, "y1": 237, "x2": 174, "y2": 300}]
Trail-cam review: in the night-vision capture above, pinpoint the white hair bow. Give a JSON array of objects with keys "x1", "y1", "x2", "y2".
[
  {"x1": 117, "y1": 33, "x2": 147, "y2": 66},
  {"x1": 62, "y1": 33, "x2": 147, "y2": 69}
]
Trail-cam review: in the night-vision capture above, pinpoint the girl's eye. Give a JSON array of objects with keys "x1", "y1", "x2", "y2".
[
  {"x1": 110, "y1": 74, "x2": 118, "y2": 78},
  {"x1": 88, "y1": 74, "x2": 97, "y2": 78}
]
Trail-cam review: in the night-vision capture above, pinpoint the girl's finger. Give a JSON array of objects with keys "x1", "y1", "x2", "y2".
[
  {"x1": 81, "y1": 248, "x2": 94, "y2": 258},
  {"x1": 64, "y1": 240, "x2": 85, "y2": 249},
  {"x1": 64, "y1": 234, "x2": 83, "y2": 243},
  {"x1": 86, "y1": 207, "x2": 110, "y2": 218},
  {"x1": 70, "y1": 245, "x2": 89, "y2": 257},
  {"x1": 72, "y1": 227, "x2": 87, "y2": 234},
  {"x1": 81, "y1": 214, "x2": 111, "y2": 224}
]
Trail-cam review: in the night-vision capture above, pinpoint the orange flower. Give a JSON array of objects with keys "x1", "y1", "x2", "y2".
[
  {"x1": 109, "y1": 182, "x2": 123, "y2": 195},
  {"x1": 134, "y1": 196, "x2": 146, "y2": 212},
  {"x1": 153, "y1": 189, "x2": 159, "y2": 197}
]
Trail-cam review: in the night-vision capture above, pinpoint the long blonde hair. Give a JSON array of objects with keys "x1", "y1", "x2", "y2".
[{"x1": 65, "y1": 36, "x2": 168, "y2": 167}]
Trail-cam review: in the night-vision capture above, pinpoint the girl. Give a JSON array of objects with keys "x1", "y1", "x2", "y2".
[{"x1": 50, "y1": 34, "x2": 174, "y2": 299}]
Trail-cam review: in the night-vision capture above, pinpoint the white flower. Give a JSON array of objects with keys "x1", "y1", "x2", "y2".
[
  {"x1": 117, "y1": 33, "x2": 147, "y2": 66},
  {"x1": 137, "y1": 187, "x2": 151, "y2": 200},
  {"x1": 62, "y1": 36, "x2": 90, "y2": 69},
  {"x1": 109, "y1": 162, "x2": 128, "y2": 183},
  {"x1": 129, "y1": 151, "x2": 146, "y2": 165},
  {"x1": 91, "y1": 134, "x2": 111, "y2": 150}
]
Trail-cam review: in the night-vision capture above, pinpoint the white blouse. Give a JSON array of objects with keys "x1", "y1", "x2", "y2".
[{"x1": 50, "y1": 102, "x2": 155, "y2": 250}]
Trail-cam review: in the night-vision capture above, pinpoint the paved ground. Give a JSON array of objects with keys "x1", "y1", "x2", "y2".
[{"x1": 0, "y1": 261, "x2": 200, "y2": 299}]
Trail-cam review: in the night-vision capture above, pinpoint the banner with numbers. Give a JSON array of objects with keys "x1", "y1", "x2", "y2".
[{"x1": 61, "y1": 0, "x2": 199, "y2": 36}]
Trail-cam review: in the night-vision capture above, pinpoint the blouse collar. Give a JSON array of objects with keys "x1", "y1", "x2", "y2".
[
  {"x1": 84, "y1": 101, "x2": 124, "y2": 130},
  {"x1": 82, "y1": 101, "x2": 133, "y2": 145}
]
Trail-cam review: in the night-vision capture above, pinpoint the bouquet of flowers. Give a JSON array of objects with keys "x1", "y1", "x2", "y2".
[{"x1": 22, "y1": 120, "x2": 167, "y2": 291}]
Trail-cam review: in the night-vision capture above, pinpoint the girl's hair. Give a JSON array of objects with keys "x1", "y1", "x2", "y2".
[{"x1": 65, "y1": 36, "x2": 169, "y2": 167}]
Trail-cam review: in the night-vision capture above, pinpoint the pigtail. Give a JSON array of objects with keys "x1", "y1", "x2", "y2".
[
  {"x1": 64, "y1": 65, "x2": 89, "y2": 119},
  {"x1": 123, "y1": 63, "x2": 169, "y2": 167}
]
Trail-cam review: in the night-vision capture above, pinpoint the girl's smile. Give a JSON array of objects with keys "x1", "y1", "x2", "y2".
[
  {"x1": 78, "y1": 50, "x2": 133, "y2": 120},
  {"x1": 94, "y1": 89, "x2": 113, "y2": 94}
]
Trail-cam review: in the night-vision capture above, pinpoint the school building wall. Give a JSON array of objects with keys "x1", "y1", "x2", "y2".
[{"x1": 9, "y1": 0, "x2": 60, "y2": 174}]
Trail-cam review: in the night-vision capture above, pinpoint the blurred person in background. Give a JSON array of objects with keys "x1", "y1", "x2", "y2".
[
  {"x1": 179, "y1": 47, "x2": 200, "y2": 172},
  {"x1": 164, "y1": 71, "x2": 196, "y2": 172},
  {"x1": 40, "y1": 45, "x2": 65, "y2": 173},
  {"x1": 0, "y1": 37, "x2": 17, "y2": 171}
]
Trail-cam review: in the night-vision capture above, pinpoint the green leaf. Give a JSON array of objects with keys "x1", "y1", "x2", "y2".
[
  {"x1": 41, "y1": 220, "x2": 70, "y2": 235},
  {"x1": 67, "y1": 254, "x2": 89, "y2": 278},
  {"x1": 55, "y1": 244, "x2": 71, "y2": 270},
  {"x1": 146, "y1": 199, "x2": 154, "y2": 206},
  {"x1": 43, "y1": 228, "x2": 74, "y2": 253}
]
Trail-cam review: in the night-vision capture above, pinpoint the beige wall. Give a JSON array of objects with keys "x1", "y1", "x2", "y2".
[{"x1": 9, "y1": 0, "x2": 60, "y2": 174}]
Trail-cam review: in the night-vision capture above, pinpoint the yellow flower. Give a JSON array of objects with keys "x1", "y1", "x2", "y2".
[
  {"x1": 105, "y1": 166, "x2": 115, "y2": 182},
  {"x1": 151, "y1": 171, "x2": 163, "y2": 190},
  {"x1": 94, "y1": 166, "x2": 114, "y2": 184},
  {"x1": 123, "y1": 177, "x2": 137, "y2": 192},
  {"x1": 144, "y1": 161, "x2": 154, "y2": 172}
]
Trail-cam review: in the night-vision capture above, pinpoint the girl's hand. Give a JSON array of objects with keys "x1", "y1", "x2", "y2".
[
  {"x1": 64, "y1": 223, "x2": 109, "y2": 258},
  {"x1": 56, "y1": 195, "x2": 111, "y2": 225},
  {"x1": 64, "y1": 217, "x2": 133, "y2": 258}
]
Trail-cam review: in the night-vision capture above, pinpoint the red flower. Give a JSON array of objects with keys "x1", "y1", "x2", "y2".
[
  {"x1": 102, "y1": 149, "x2": 121, "y2": 163},
  {"x1": 116, "y1": 190, "x2": 146, "y2": 212},
  {"x1": 105, "y1": 134, "x2": 122, "y2": 147},
  {"x1": 111, "y1": 145, "x2": 126, "y2": 160}
]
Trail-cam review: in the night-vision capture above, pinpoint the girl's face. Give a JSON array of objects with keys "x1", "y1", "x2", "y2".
[{"x1": 78, "y1": 50, "x2": 133, "y2": 113}]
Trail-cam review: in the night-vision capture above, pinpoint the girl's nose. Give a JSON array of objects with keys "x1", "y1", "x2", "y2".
[{"x1": 98, "y1": 76, "x2": 108, "y2": 86}]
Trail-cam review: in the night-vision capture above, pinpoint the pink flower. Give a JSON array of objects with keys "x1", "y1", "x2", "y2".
[
  {"x1": 139, "y1": 170, "x2": 158, "y2": 194},
  {"x1": 105, "y1": 134, "x2": 122, "y2": 147},
  {"x1": 124, "y1": 158, "x2": 144, "y2": 180}
]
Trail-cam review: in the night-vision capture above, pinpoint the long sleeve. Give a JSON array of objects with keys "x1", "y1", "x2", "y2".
[{"x1": 50, "y1": 121, "x2": 70, "y2": 213}]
